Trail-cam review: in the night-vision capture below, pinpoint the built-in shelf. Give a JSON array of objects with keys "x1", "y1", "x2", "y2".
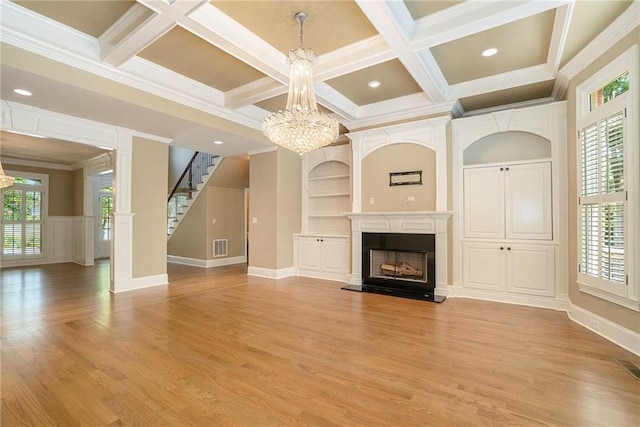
[
  {"x1": 309, "y1": 174, "x2": 350, "y2": 181},
  {"x1": 306, "y1": 154, "x2": 351, "y2": 235},
  {"x1": 309, "y1": 193, "x2": 350, "y2": 198}
]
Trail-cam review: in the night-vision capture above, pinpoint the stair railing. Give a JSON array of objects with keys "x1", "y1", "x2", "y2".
[{"x1": 168, "y1": 152, "x2": 218, "y2": 202}]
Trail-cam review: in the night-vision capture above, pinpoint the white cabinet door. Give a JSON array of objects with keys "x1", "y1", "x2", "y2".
[
  {"x1": 464, "y1": 167, "x2": 504, "y2": 239},
  {"x1": 505, "y1": 162, "x2": 552, "y2": 240},
  {"x1": 506, "y1": 244, "x2": 555, "y2": 296},
  {"x1": 463, "y1": 242, "x2": 505, "y2": 291},
  {"x1": 297, "y1": 237, "x2": 321, "y2": 271},
  {"x1": 320, "y1": 238, "x2": 347, "y2": 274}
]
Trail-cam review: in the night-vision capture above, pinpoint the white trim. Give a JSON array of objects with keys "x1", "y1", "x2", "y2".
[
  {"x1": 444, "y1": 286, "x2": 568, "y2": 312},
  {"x1": 1, "y1": 157, "x2": 73, "y2": 171},
  {"x1": 578, "y1": 282, "x2": 640, "y2": 312},
  {"x1": 567, "y1": 302, "x2": 640, "y2": 357},
  {"x1": 247, "y1": 146, "x2": 277, "y2": 156},
  {"x1": 167, "y1": 255, "x2": 247, "y2": 268},
  {"x1": 111, "y1": 273, "x2": 169, "y2": 293},
  {"x1": 247, "y1": 266, "x2": 295, "y2": 279}
]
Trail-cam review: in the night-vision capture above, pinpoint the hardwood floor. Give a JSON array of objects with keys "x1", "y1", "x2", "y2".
[{"x1": 2, "y1": 261, "x2": 639, "y2": 426}]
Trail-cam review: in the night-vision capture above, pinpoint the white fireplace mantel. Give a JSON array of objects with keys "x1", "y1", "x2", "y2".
[{"x1": 346, "y1": 211, "x2": 452, "y2": 292}]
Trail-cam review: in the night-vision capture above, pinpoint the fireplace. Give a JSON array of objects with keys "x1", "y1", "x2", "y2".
[{"x1": 359, "y1": 232, "x2": 444, "y2": 302}]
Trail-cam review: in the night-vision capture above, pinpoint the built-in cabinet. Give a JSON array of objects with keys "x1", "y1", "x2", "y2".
[
  {"x1": 453, "y1": 102, "x2": 567, "y2": 308},
  {"x1": 295, "y1": 144, "x2": 351, "y2": 282},
  {"x1": 464, "y1": 161, "x2": 552, "y2": 240},
  {"x1": 294, "y1": 234, "x2": 350, "y2": 282}
]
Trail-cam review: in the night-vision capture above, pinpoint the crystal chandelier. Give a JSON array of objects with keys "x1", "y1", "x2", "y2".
[
  {"x1": 0, "y1": 141, "x2": 15, "y2": 189},
  {"x1": 262, "y1": 11, "x2": 339, "y2": 155},
  {"x1": 0, "y1": 163, "x2": 15, "y2": 188}
]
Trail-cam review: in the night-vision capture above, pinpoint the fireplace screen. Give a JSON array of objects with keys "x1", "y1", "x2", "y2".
[{"x1": 370, "y1": 249, "x2": 427, "y2": 283}]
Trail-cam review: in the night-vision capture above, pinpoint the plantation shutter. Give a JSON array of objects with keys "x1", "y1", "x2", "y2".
[
  {"x1": 579, "y1": 108, "x2": 626, "y2": 291},
  {"x1": 2, "y1": 187, "x2": 44, "y2": 257}
]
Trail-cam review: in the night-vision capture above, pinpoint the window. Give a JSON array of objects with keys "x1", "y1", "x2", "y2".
[
  {"x1": 99, "y1": 185, "x2": 113, "y2": 241},
  {"x1": 1, "y1": 172, "x2": 48, "y2": 259},
  {"x1": 576, "y1": 45, "x2": 639, "y2": 311}
]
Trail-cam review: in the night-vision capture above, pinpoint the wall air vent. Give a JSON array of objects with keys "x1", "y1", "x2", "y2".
[{"x1": 213, "y1": 239, "x2": 228, "y2": 257}]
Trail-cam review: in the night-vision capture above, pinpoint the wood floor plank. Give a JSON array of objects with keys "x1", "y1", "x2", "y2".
[{"x1": 2, "y1": 260, "x2": 639, "y2": 426}]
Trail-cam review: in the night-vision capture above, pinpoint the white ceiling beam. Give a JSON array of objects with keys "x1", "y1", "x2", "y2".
[
  {"x1": 450, "y1": 63, "x2": 554, "y2": 100},
  {"x1": 99, "y1": 3, "x2": 174, "y2": 66},
  {"x1": 186, "y1": 3, "x2": 289, "y2": 84},
  {"x1": 355, "y1": 0, "x2": 446, "y2": 102},
  {"x1": 225, "y1": 78, "x2": 285, "y2": 110},
  {"x1": 314, "y1": 82, "x2": 360, "y2": 121},
  {"x1": 314, "y1": 35, "x2": 396, "y2": 81},
  {"x1": 546, "y1": 2, "x2": 574, "y2": 73},
  {"x1": 410, "y1": 0, "x2": 573, "y2": 51}
]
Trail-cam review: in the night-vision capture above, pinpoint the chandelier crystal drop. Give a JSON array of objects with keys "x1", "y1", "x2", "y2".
[
  {"x1": 0, "y1": 142, "x2": 15, "y2": 188},
  {"x1": 262, "y1": 12, "x2": 339, "y2": 155}
]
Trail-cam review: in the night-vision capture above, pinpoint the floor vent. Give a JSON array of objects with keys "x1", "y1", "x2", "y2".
[
  {"x1": 213, "y1": 239, "x2": 228, "y2": 257},
  {"x1": 616, "y1": 359, "x2": 640, "y2": 380}
]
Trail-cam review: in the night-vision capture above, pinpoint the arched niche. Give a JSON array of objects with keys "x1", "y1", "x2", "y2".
[
  {"x1": 361, "y1": 143, "x2": 436, "y2": 212},
  {"x1": 463, "y1": 131, "x2": 551, "y2": 166}
]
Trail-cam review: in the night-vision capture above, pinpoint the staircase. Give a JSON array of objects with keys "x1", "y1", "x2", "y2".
[{"x1": 167, "y1": 152, "x2": 220, "y2": 239}]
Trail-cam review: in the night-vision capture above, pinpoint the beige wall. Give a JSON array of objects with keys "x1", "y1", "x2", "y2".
[
  {"x1": 361, "y1": 143, "x2": 436, "y2": 212},
  {"x1": 566, "y1": 33, "x2": 640, "y2": 333},
  {"x1": 248, "y1": 149, "x2": 301, "y2": 270},
  {"x1": 131, "y1": 137, "x2": 168, "y2": 279},
  {"x1": 167, "y1": 193, "x2": 208, "y2": 259},
  {"x1": 248, "y1": 151, "x2": 278, "y2": 269},
  {"x1": 168, "y1": 155, "x2": 249, "y2": 261},
  {"x1": 72, "y1": 168, "x2": 84, "y2": 216},
  {"x1": 207, "y1": 186, "x2": 246, "y2": 258},
  {"x1": 3, "y1": 164, "x2": 76, "y2": 216},
  {"x1": 276, "y1": 149, "x2": 302, "y2": 270}
]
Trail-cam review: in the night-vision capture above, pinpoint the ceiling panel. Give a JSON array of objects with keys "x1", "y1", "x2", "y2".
[
  {"x1": 212, "y1": 0, "x2": 378, "y2": 55},
  {"x1": 14, "y1": 0, "x2": 137, "y2": 38},
  {"x1": 325, "y1": 59, "x2": 422, "y2": 106},
  {"x1": 1, "y1": 130, "x2": 107, "y2": 166},
  {"x1": 403, "y1": 0, "x2": 464, "y2": 20},
  {"x1": 430, "y1": 9, "x2": 556, "y2": 85},
  {"x1": 139, "y1": 26, "x2": 268, "y2": 92},
  {"x1": 459, "y1": 80, "x2": 555, "y2": 112},
  {"x1": 560, "y1": 0, "x2": 633, "y2": 68}
]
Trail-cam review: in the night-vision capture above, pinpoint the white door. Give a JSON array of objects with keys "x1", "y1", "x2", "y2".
[
  {"x1": 297, "y1": 237, "x2": 321, "y2": 271},
  {"x1": 464, "y1": 166, "x2": 504, "y2": 239},
  {"x1": 463, "y1": 242, "x2": 505, "y2": 291},
  {"x1": 506, "y1": 244, "x2": 555, "y2": 296},
  {"x1": 320, "y1": 238, "x2": 347, "y2": 274},
  {"x1": 505, "y1": 162, "x2": 552, "y2": 240}
]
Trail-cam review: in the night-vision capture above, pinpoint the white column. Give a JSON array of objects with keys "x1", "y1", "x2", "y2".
[
  {"x1": 351, "y1": 138, "x2": 362, "y2": 213},
  {"x1": 110, "y1": 130, "x2": 134, "y2": 293}
]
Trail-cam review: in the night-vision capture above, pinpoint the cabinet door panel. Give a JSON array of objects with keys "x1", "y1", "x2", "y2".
[
  {"x1": 506, "y1": 245, "x2": 555, "y2": 296},
  {"x1": 321, "y1": 239, "x2": 347, "y2": 273},
  {"x1": 463, "y1": 243, "x2": 505, "y2": 291},
  {"x1": 298, "y1": 238, "x2": 321, "y2": 271},
  {"x1": 464, "y1": 167, "x2": 504, "y2": 239},
  {"x1": 505, "y1": 162, "x2": 552, "y2": 240}
]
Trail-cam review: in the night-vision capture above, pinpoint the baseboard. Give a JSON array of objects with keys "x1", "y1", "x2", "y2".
[
  {"x1": 444, "y1": 286, "x2": 565, "y2": 311},
  {"x1": 112, "y1": 274, "x2": 169, "y2": 293},
  {"x1": 1, "y1": 257, "x2": 76, "y2": 269},
  {"x1": 247, "y1": 266, "x2": 295, "y2": 279},
  {"x1": 295, "y1": 269, "x2": 349, "y2": 283},
  {"x1": 167, "y1": 255, "x2": 246, "y2": 268},
  {"x1": 567, "y1": 303, "x2": 640, "y2": 357}
]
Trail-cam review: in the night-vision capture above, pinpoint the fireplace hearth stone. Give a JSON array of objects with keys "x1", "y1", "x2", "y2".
[{"x1": 341, "y1": 284, "x2": 446, "y2": 303}]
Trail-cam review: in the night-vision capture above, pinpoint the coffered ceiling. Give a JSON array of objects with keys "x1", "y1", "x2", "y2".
[{"x1": 0, "y1": 0, "x2": 636, "y2": 162}]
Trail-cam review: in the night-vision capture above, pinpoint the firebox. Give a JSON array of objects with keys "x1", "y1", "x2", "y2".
[{"x1": 360, "y1": 232, "x2": 444, "y2": 302}]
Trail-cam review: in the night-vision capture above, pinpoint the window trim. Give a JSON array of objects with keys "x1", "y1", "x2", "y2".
[
  {"x1": 1, "y1": 170, "x2": 49, "y2": 260},
  {"x1": 575, "y1": 45, "x2": 639, "y2": 311}
]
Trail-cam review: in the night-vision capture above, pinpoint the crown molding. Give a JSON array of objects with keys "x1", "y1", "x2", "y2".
[
  {"x1": 247, "y1": 146, "x2": 277, "y2": 156},
  {"x1": 557, "y1": 1, "x2": 639, "y2": 90},
  {"x1": 1, "y1": 157, "x2": 73, "y2": 171},
  {"x1": 462, "y1": 97, "x2": 556, "y2": 117}
]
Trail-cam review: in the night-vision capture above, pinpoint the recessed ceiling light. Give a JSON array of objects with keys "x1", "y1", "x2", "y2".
[
  {"x1": 481, "y1": 48, "x2": 498, "y2": 57},
  {"x1": 213, "y1": 140, "x2": 223, "y2": 145},
  {"x1": 13, "y1": 88, "x2": 32, "y2": 96},
  {"x1": 368, "y1": 80, "x2": 381, "y2": 88}
]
